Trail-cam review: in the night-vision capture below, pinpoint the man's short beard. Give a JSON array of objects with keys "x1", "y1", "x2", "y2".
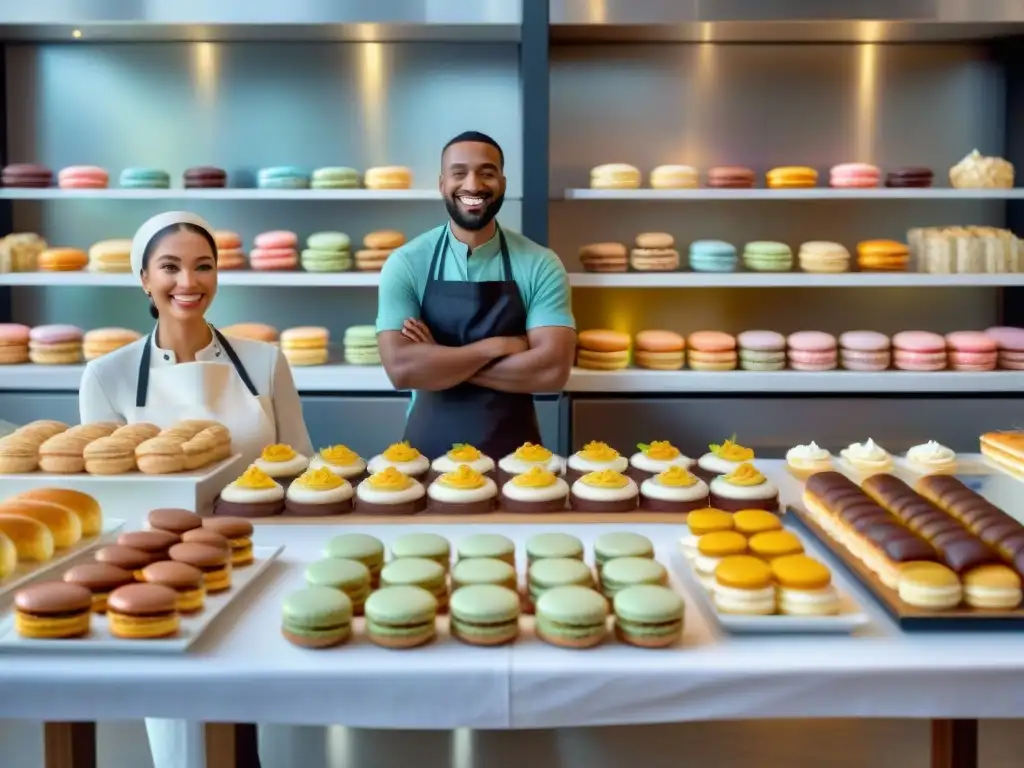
[{"x1": 445, "y1": 193, "x2": 505, "y2": 231}]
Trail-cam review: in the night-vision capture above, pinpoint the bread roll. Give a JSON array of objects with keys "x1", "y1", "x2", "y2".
[
  {"x1": 14, "y1": 487, "x2": 103, "y2": 537},
  {"x1": 0, "y1": 531, "x2": 16, "y2": 579},
  {"x1": 0, "y1": 500, "x2": 82, "y2": 548},
  {"x1": 0, "y1": 514, "x2": 55, "y2": 562}
]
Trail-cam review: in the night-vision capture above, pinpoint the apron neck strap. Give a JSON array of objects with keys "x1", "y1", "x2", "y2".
[{"x1": 429, "y1": 222, "x2": 510, "y2": 283}]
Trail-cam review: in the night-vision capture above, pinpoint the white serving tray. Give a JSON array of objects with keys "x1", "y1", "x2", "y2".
[
  {"x1": 0, "y1": 519, "x2": 125, "y2": 600},
  {"x1": 0, "y1": 545, "x2": 283, "y2": 653},
  {"x1": 670, "y1": 536, "x2": 871, "y2": 635}
]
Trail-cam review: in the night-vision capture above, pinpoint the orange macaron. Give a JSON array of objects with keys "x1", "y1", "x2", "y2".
[
  {"x1": 857, "y1": 240, "x2": 909, "y2": 271},
  {"x1": 687, "y1": 331, "x2": 737, "y2": 371},
  {"x1": 576, "y1": 329, "x2": 631, "y2": 371},
  {"x1": 634, "y1": 330, "x2": 685, "y2": 370},
  {"x1": 38, "y1": 247, "x2": 88, "y2": 272}
]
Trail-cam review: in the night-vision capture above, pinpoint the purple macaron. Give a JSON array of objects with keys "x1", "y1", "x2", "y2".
[{"x1": 839, "y1": 330, "x2": 891, "y2": 371}]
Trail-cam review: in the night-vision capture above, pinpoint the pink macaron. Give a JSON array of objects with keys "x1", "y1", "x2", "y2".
[
  {"x1": 29, "y1": 324, "x2": 84, "y2": 344},
  {"x1": 892, "y1": 330, "x2": 946, "y2": 371},
  {"x1": 830, "y1": 163, "x2": 880, "y2": 189},
  {"x1": 0, "y1": 323, "x2": 31, "y2": 344},
  {"x1": 839, "y1": 330, "x2": 891, "y2": 371},
  {"x1": 985, "y1": 326, "x2": 1024, "y2": 370},
  {"x1": 787, "y1": 331, "x2": 837, "y2": 371},
  {"x1": 254, "y1": 230, "x2": 298, "y2": 250},
  {"x1": 945, "y1": 331, "x2": 997, "y2": 371},
  {"x1": 249, "y1": 248, "x2": 298, "y2": 271},
  {"x1": 57, "y1": 166, "x2": 109, "y2": 189}
]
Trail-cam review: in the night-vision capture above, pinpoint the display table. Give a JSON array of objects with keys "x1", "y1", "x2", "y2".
[{"x1": 2, "y1": 461, "x2": 1019, "y2": 767}]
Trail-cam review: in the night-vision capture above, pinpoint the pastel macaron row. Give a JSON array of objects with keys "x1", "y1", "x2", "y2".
[
  {"x1": 589, "y1": 163, "x2": 935, "y2": 190},
  {"x1": 247, "y1": 230, "x2": 405, "y2": 273},
  {"x1": 574, "y1": 327, "x2": 1024, "y2": 373},
  {"x1": 0, "y1": 324, "x2": 143, "y2": 365}
]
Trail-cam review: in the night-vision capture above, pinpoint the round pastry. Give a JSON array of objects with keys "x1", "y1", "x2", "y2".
[
  {"x1": 627, "y1": 440, "x2": 694, "y2": 481},
  {"x1": 897, "y1": 562, "x2": 962, "y2": 610},
  {"x1": 215, "y1": 466, "x2": 285, "y2": 517},
  {"x1": 525, "y1": 532, "x2": 584, "y2": 565},
  {"x1": 694, "y1": 531, "x2": 748, "y2": 589},
  {"x1": 180, "y1": 528, "x2": 230, "y2": 551},
  {"x1": 429, "y1": 443, "x2": 495, "y2": 481},
  {"x1": 733, "y1": 509, "x2": 783, "y2": 537},
  {"x1": 534, "y1": 585, "x2": 608, "y2": 648},
  {"x1": 695, "y1": 436, "x2": 755, "y2": 481},
  {"x1": 949, "y1": 149, "x2": 1014, "y2": 189},
  {"x1": 253, "y1": 444, "x2": 309, "y2": 486},
  {"x1": 141, "y1": 560, "x2": 206, "y2": 614},
  {"x1": 14, "y1": 582, "x2": 93, "y2": 639},
  {"x1": 147, "y1": 508, "x2": 202, "y2": 535},
  {"x1": 452, "y1": 557, "x2": 517, "y2": 592},
  {"x1": 456, "y1": 533, "x2": 516, "y2": 566},
  {"x1": 749, "y1": 530, "x2": 804, "y2": 561},
  {"x1": 570, "y1": 470, "x2": 639, "y2": 513},
  {"x1": 364, "y1": 585, "x2": 437, "y2": 649},
  {"x1": 527, "y1": 557, "x2": 594, "y2": 607},
  {"x1": 367, "y1": 441, "x2": 430, "y2": 480},
  {"x1": 305, "y1": 558, "x2": 371, "y2": 615},
  {"x1": 771, "y1": 554, "x2": 840, "y2": 616},
  {"x1": 308, "y1": 444, "x2": 367, "y2": 481},
  {"x1": 202, "y1": 517, "x2": 254, "y2": 567},
  {"x1": 639, "y1": 466, "x2": 710, "y2": 512},
  {"x1": 168, "y1": 542, "x2": 232, "y2": 593},
  {"x1": 323, "y1": 533, "x2": 384, "y2": 585},
  {"x1": 785, "y1": 441, "x2": 834, "y2": 479},
  {"x1": 355, "y1": 467, "x2": 426, "y2": 515},
  {"x1": 427, "y1": 465, "x2": 497, "y2": 514},
  {"x1": 593, "y1": 531, "x2": 654, "y2": 570},
  {"x1": 905, "y1": 441, "x2": 957, "y2": 475},
  {"x1": 613, "y1": 584, "x2": 685, "y2": 648},
  {"x1": 501, "y1": 466, "x2": 569, "y2": 513},
  {"x1": 284, "y1": 467, "x2": 354, "y2": 516},
  {"x1": 565, "y1": 441, "x2": 628, "y2": 483},
  {"x1": 380, "y1": 557, "x2": 449, "y2": 610},
  {"x1": 62, "y1": 562, "x2": 134, "y2": 613},
  {"x1": 708, "y1": 463, "x2": 780, "y2": 512},
  {"x1": 496, "y1": 442, "x2": 564, "y2": 485},
  {"x1": 94, "y1": 544, "x2": 154, "y2": 579},
  {"x1": 0, "y1": 435, "x2": 39, "y2": 473},
  {"x1": 449, "y1": 584, "x2": 521, "y2": 646},
  {"x1": 106, "y1": 583, "x2": 180, "y2": 639},
  {"x1": 390, "y1": 532, "x2": 451, "y2": 570},
  {"x1": 281, "y1": 586, "x2": 353, "y2": 649},
  {"x1": 713, "y1": 555, "x2": 776, "y2": 616},
  {"x1": 839, "y1": 438, "x2": 893, "y2": 475},
  {"x1": 600, "y1": 556, "x2": 668, "y2": 600},
  {"x1": 679, "y1": 509, "x2": 734, "y2": 560},
  {"x1": 117, "y1": 529, "x2": 179, "y2": 559}
]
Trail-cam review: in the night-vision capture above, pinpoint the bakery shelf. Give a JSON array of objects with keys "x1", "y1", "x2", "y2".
[
  {"x1": 0, "y1": 188, "x2": 447, "y2": 201},
  {"x1": 0, "y1": 272, "x2": 384, "y2": 287},
  {"x1": 562, "y1": 188, "x2": 1024, "y2": 201},
  {"x1": 567, "y1": 273, "x2": 1024, "y2": 288}
]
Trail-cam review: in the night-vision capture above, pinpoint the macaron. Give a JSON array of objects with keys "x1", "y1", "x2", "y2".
[
  {"x1": 770, "y1": 554, "x2": 840, "y2": 616},
  {"x1": 885, "y1": 166, "x2": 934, "y2": 188},
  {"x1": 95, "y1": 544, "x2": 154, "y2": 576},
  {"x1": 83, "y1": 328, "x2": 140, "y2": 360},
  {"x1": 578, "y1": 243, "x2": 628, "y2": 273},
  {"x1": 766, "y1": 166, "x2": 817, "y2": 189},
  {"x1": 323, "y1": 532, "x2": 385, "y2": 584},
  {"x1": 798, "y1": 241, "x2": 850, "y2": 274},
  {"x1": 257, "y1": 166, "x2": 310, "y2": 190},
  {"x1": 534, "y1": 585, "x2": 608, "y2": 648},
  {"x1": 106, "y1": 583, "x2": 180, "y2": 639},
  {"x1": 449, "y1": 584, "x2": 521, "y2": 646},
  {"x1": 14, "y1": 582, "x2": 93, "y2": 638},
  {"x1": 748, "y1": 530, "x2": 804, "y2": 560},
  {"x1": 839, "y1": 331, "x2": 891, "y2": 371},
  {"x1": 630, "y1": 232, "x2": 679, "y2": 271},
  {"x1": 593, "y1": 531, "x2": 654, "y2": 569},
  {"x1": 457, "y1": 533, "x2": 516, "y2": 565},
  {"x1": 281, "y1": 586, "x2": 353, "y2": 648},
  {"x1": 599, "y1": 556, "x2": 667, "y2": 600},
  {"x1": 119, "y1": 167, "x2": 170, "y2": 189},
  {"x1": 892, "y1": 330, "x2": 947, "y2": 372},
  {"x1": 280, "y1": 326, "x2": 330, "y2": 366},
  {"x1": 0, "y1": 323, "x2": 31, "y2": 364},
  {"x1": 897, "y1": 562, "x2": 962, "y2": 610},
  {"x1": 363, "y1": 166, "x2": 413, "y2": 190},
  {"x1": 364, "y1": 585, "x2": 438, "y2": 648},
  {"x1": 743, "y1": 241, "x2": 793, "y2": 272},
  {"x1": 525, "y1": 532, "x2": 584, "y2": 565},
  {"x1": 688, "y1": 240, "x2": 738, "y2": 272},
  {"x1": 302, "y1": 231, "x2": 352, "y2": 273},
  {"x1": 706, "y1": 166, "x2": 755, "y2": 189},
  {"x1": 149, "y1": 507, "x2": 203, "y2": 535},
  {"x1": 945, "y1": 331, "x2": 998, "y2": 372},
  {"x1": 733, "y1": 509, "x2": 783, "y2": 536},
  {"x1": 712, "y1": 555, "x2": 776, "y2": 615},
  {"x1": 829, "y1": 163, "x2": 880, "y2": 188},
  {"x1": 58, "y1": 165, "x2": 109, "y2": 189},
  {"x1": 140, "y1": 560, "x2": 206, "y2": 614},
  {"x1": 168, "y1": 542, "x2": 232, "y2": 593},
  {"x1": 589, "y1": 163, "x2": 641, "y2": 190},
  {"x1": 222, "y1": 323, "x2": 277, "y2": 344},
  {"x1": 2, "y1": 163, "x2": 52, "y2": 188},
  {"x1": 451, "y1": 557, "x2": 517, "y2": 591},
  {"x1": 649, "y1": 164, "x2": 698, "y2": 189},
  {"x1": 311, "y1": 167, "x2": 359, "y2": 190},
  {"x1": 687, "y1": 330, "x2": 737, "y2": 371},
  {"x1": 613, "y1": 584, "x2": 684, "y2": 648},
  {"x1": 985, "y1": 326, "x2": 1024, "y2": 370},
  {"x1": 633, "y1": 330, "x2": 685, "y2": 371},
  {"x1": 305, "y1": 557, "x2": 371, "y2": 614},
  {"x1": 528, "y1": 557, "x2": 594, "y2": 604},
  {"x1": 576, "y1": 329, "x2": 631, "y2": 371},
  {"x1": 343, "y1": 325, "x2": 380, "y2": 366},
  {"x1": 380, "y1": 557, "x2": 448, "y2": 609},
  {"x1": 183, "y1": 166, "x2": 227, "y2": 188},
  {"x1": 737, "y1": 330, "x2": 786, "y2": 371},
  {"x1": 857, "y1": 239, "x2": 909, "y2": 271},
  {"x1": 962, "y1": 564, "x2": 1022, "y2": 609},
  {"x1": 38, "y1": 248, "x2": 88, "y2": 272},
  {"x1": 62, "y1": 562, "x2": 134, "y2": 613},
  {"x1": 787, "y1": 331, "x2": 837, "y2": 372},
  {"x1": 390, "y1": 532, "x2": 451, "y2": 570}
]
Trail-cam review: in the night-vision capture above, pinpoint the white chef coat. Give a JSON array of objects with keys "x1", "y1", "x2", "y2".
[{"x1": 79, "y1": 330, "x2": 313, "y2": 463}]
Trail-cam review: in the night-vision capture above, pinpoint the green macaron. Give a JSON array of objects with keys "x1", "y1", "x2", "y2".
[
  {"x1": 534, "y1": 585, "x2": 608, "y2": 649},
  {"x1": 449, "y1": 584, "x2": 521, "y2": 646},
  {"x1": 343, "y1": 325, "x2": 381, "y2": 365},
  {"x1": 311, "y1": 167, "x2": 359, "y2": 189},
  {"x1": 527, "y1": 557, "x2": 593, "y2": 603},
  {"x1": 451, "y1": 557, "x2": 517, "y2": 591},
  {"x1": 599, "y1": 556, "x2": 667, "y2": 599},
  {"x1": 323, "y1": 533, "x2": 384, "y2": 578},
  {"x1": 390, "y1": 533, "x2": 451, "y2": 570},
  {"x1": 525, "y1": 532, "x2": 584, "y2": 565},
  {"x1": 456, "y1": 533, "x2": 516, "y2": 565},
  {"x1": 613, "y1": 584, "x2": 684, "y2": 648},
  {"x1": 364, "y1": 585, "x2": 438, "y2": 649},
  {"x1": 593, "y1": 532, "x2": 654, "y2": 568},
  {"x1": 380, "y1": 557, "x2": 448, "y2": 607},
  {"x1": 301, "y1": 249, "x2": 353, "y2": 273},
  {"x1": 304, "y1": 558, "x2": 371, "y2": 611},
  {"x1": 281, "y1": 586, "x2": 353, "y2": 648},
  {"x1": 743, "y1": 241, "x2": 793, "y2": 272}
]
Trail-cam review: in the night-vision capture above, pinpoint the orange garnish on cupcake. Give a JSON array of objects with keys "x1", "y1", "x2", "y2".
[
  {"x1": 656, "y1": 465, "x2": 698, "y2": 487},
  {"x1": 722, "y1": 463, "x2": 765, "y2": 486},
  {"x1": 638, "y1": 440, "x2": 680, "y2": 460},
  {"x1": 709, "y1": 435, "x2": 754, "y2": 462},
  {"x1": 295, "y1": 467, "x2": 344, "y2": 491},
  {"x1": 439, "y1": 465, "x2": 486, "y2": 489},
  {"x1": 319, "y1": 445, "x2": 359, "y2": 466},
  {"x1": 236, "y1": 466, "x2": 277, "y2": 489},
  {"x1": 514, "y1": 442, "x2": 553, "y2": 462},
  {"x1": 578, "y1": 441, "x2": 619, "y2": 461},
  {"x1": 261, "y1": 444, "x2": 297, "y2": 462},
  {"x1": 367, "y1": 466, "x2": 414, "y2": 491},
  {"x1": 512, "y1": 466, "x2": 557, "y2": 488},
  {"x1": 580, "y1": 469, "x2": 629, "y2": 488},
  {"x1": 382, "y1": 441, "x2": 420, "y2": 462},
  {"x1": 447, "y1": 443, "x2": 482, "y2": 462}
]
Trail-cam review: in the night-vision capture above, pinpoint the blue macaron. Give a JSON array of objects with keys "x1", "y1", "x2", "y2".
[
  {"x1": 119, "y1": 167, "x2": 170, "y2": 189},
  {"x1": 257, "y1": 166, "x2": 310, "y2": 189},
  {"x1": 688, "y1": 240, "x2": 738, "y2": 272}
]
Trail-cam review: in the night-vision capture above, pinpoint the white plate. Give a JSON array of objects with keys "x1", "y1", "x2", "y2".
[
  {"x1": 0, "y1": 519, "x2": 125, "y2": 600},
  {"x1": 670, "y1": 538, "x2": 871, "y2": 635},
  {"x1": 0, "y1": 545, "x2": 283, "y2": 653}
]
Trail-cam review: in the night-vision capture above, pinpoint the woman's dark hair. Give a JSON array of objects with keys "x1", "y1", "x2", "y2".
[{"x1": 141, "y1": 222, "x2": 218, "y2": 319}]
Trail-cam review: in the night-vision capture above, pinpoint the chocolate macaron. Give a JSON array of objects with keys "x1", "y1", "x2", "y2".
[
  {"x1": 118, "y1": 529, "x2": 180, "y2": 559},
  {"x1": 94, "y1": 544, "x2": 156, "y2": 578},
  {"x1": 142, "y1": 560, "x2": 206, "y2": 613},
  {"x1": 14, "y1": 582, "x2": 93, "y2": 639},
  {"x1": 169, "y1": 542, "x2": 232, "y2": 593},
  {"x1": 106, "y1": 583, "x2": 180, "y2": 639},
  {"x1": 183, "y1": 166, "x2": 227, "y2": 188},
  {"x1": 147, "y1": 508, "x2": 203, "y2": 536},
  {"x1": 2, "y1": 163, "x2": 53, "y2": 188},
  {"x1": 707, "y1": 166, "x2": 756, "y2": 189},
  {"x1": 200, "y1": 517, "x2": 254, "y2": 567},
  {"x1": 63, "y1": 562, "x2": 134, "y2": 612},
  {"x1": 885, "y1": 167, "x2": 933, "y2": 188}
]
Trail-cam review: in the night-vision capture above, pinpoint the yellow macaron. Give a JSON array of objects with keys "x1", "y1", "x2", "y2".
[
  {"x1": 766, "y1": 166, "x2": 818, "y2": 189},
  {"x1": 733, "y1": 509, "x2": 783, "y2": 536},
  {"x1": 749, "y1": 530, "x2": 804, "y2": 560}
]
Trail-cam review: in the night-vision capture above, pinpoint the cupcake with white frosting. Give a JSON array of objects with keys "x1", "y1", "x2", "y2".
[
  {"x1": 430, "y1": 443, "x2": 495, "y2": 482},
  {"x1": 905, "y1": 440, "x2": 957, "y2": 475},
  {"x1": 639, "y1": 466, "x2": 709, "y2": 512},
  {"x1": 309, "y1": 444, "x2": 367, "y2": 482},
  {"x1": 708, "y1": 463, "x2": 779, "y2": 512},
  {"x1": 839, "y1": 438, "x2": 893, "y2": 475},
  {"x1": 285, "y1": 467, "x2": 354, "y2": 516},
  {"x1": 427, "y1": 465, "x2": 498, "y2": 514},
  {"x1": 253, "y1": 444, "x2": 309, "y2": 487},
  {"x1": 569, "y1": 469, "x2": 639, "y2": 513},
  {"x1": 355, "y1": 467, "x2": 426, "y2": 514},
  {"x1": 695, "y1": 436, "x2": 756, "y2": 481},
  {"x1": 628, "y1": 440, "x2": 694, "y2": 482},
  {"x1": 367, "y1": 441, "x2": 430, "y2": 481},
  {"x1": 565, "y1": 441, "x2": 628, "y2": 483},
  {"x1": 500, "y1": 466, "x2": 570, "y2": 513},
  {"x1": 497, "y1": 442, "x2": 565, "y2": 485},
  {"x1": 215, "y1": 465, "x2": 285, "y2": 517},
  {"x1": 785, "y1": 441, "x2": 834, "y2": 479}
]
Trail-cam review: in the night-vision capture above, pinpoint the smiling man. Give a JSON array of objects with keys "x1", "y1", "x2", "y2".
[{"x1": 376, "y1": 131, "x2": 576, "y2": 458}]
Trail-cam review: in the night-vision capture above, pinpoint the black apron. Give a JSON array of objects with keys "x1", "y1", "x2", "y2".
[
  {"x1": 403, "y1": 224, "x2": 542, "y2": 459},
  {"x1": 136, "y1": 326, "x2": 258, "y2": 407}
]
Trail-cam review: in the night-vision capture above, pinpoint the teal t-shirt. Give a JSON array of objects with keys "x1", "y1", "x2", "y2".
[{"x1": 376, "y1": 223, "x2": 576, "y2": 401}]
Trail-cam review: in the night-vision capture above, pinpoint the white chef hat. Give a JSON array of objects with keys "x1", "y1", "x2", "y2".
[{"x1": 130, "y1": 210, "x2": 215, "y2": 281}]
